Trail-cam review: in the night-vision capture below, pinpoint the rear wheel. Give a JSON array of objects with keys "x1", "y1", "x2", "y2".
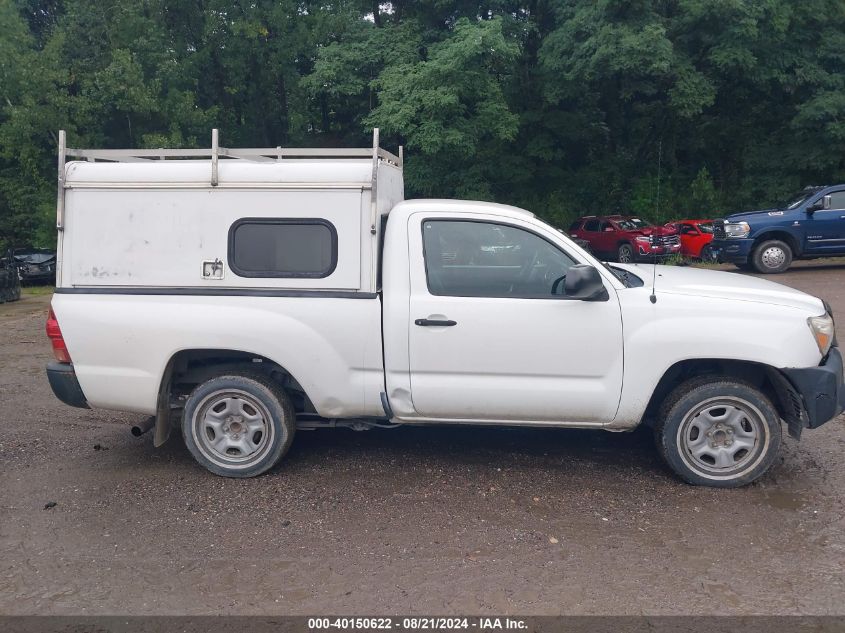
[
  {"x1": 182, "y1": 372, "x2": 295, "y2": 478},
  {"x1": 654, "y1": 378, "x2": 781, "y2": 487},
  {"x1": 617, "y1": 243, "x2": 634, "y2": 263},
  {"x1": 699, "y1": 245, "x2": 715, "y2": 262},
  {"x1": 751, "y1": 239, "x2": 792, "y2": 274}
]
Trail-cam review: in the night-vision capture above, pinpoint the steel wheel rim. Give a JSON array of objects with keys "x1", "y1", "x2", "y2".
[
  {"x1": 677, "y1": 396, "x2": 768, "y2": 479},
  {"x1": 192, "y1": 389, "x2": 275, "y2": 469},
  {"x1": 619, "y1": 246, "x2": 632, "y2": 263},
  {"x1": 761, "y1": 246, "x2": 786, "y2": 269}
]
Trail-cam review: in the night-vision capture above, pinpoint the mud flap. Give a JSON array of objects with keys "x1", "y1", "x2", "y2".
[
  {"x1": 766, "y1": 368, "x2": 808, "y2": 440},
  {"x1": 153, "y1": 362, "x2": 174, "y2": 447}
]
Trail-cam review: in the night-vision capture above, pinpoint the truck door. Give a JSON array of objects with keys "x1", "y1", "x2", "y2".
[
  {"x1": 403, "y1": 212, "x2": 624, "y2": 424},
  {"x1": 805, "y1": 190, "x2": 845, "y2": 254}
]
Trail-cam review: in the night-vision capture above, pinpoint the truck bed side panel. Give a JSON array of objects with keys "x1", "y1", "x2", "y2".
[{"x1": 52, "y1": 293, "x2": 385, "y2": 418}]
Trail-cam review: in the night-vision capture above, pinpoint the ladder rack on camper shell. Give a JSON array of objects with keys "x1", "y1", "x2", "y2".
[{"x1": 55, "y1": 128, "x2": 402, "y2": 230}]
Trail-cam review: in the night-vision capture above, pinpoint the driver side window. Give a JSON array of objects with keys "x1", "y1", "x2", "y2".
[
  {"x1": 422, "y1": 220, "x2": 576, "y2": 298},
  {"x1": 828, "y1": 191, "x2": 845, "y2": 210}
]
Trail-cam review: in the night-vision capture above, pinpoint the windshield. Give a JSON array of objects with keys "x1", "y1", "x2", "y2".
[
  {"x1": 616, "y1": 218, "x2": 649, "y2": 231},
  {"x1": 697, "y1": 222, "x2": 714, "y2": 234},
  {"x1": 619, "y1": 218, "x2": 649, "y2": 230},
  {"x1": 777, "y1": 189, "x2": 822, "y2": 210}
]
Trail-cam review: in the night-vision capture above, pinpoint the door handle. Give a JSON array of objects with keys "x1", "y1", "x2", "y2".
[{"x1": 414, "y1": 318, "x2": 457, "y2": 327}]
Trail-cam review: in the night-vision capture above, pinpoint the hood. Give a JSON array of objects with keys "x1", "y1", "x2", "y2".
[
  {"x1": 614, "y1": 263, "x2": 824, "y2": 313},
  {"x1": 14, "y1": 252, "x2": 56, "y2": 264},
  {"x1": 724, "y1": 208, "x2": 783, "y2": 222},
  {"x1": 632, "y1": 225, "x2": 677, "y2": 236}
]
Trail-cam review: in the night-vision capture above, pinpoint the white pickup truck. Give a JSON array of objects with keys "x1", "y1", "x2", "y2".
[{"x1": 46, "y1": 130, "x2": 843, "y2": 487}]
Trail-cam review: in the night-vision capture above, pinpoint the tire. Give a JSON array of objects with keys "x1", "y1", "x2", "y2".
[
  {"x1": 654, "y1": 377, "x2": 782, "y2": 487},
  {"x1": 617, "y1": 243, "x2": 634, "y2": 263},
  {"x1": 751, "y1": 239, "x2": 792, "y2": 274},
  {"x1": 182, "y1": 372, "x2": 296, "y2": 478},
  {"x1": 699, "y1": 245, "x2": 714, "y2": 262}
]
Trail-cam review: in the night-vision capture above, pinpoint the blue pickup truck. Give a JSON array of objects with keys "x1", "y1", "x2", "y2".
[{"x1": 712, "y1": 185, "x2": 845, "y2": 273}]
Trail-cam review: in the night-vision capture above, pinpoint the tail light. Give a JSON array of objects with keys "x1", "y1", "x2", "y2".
[{"x1": 46, "y1": 309, "x2": 72, "y2": 363}]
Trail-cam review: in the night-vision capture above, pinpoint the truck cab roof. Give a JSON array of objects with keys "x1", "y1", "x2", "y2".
[{"x1": 391, "y1": 199, "x2": 535, "y2": 219}]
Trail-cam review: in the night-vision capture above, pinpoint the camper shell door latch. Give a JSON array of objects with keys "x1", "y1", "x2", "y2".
[{"x1": 202, "y1": 258, "x2": 225, "y2": 280}]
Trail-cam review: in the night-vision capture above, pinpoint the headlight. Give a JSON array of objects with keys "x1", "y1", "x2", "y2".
[
  {"x1": 724, "y1": 221, "x2": 750, "y2": 238},
  {"x1": 635, "y1": 236, "x2": 651, "y2": 243},
  {"x1": 807, "y1": 312, "x2": 835, "y2": 355}
]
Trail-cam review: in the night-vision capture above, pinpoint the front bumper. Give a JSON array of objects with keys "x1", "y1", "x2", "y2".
[
  {"x1": 633, "y1": 245, "x2": 682, "y2": 261},
  {"x1": 46, "y1": 362, "x2": 89, "y2": 409},
  {"x1": 712, "y1": 238, "x2": 754, "y2": 264},
  {"x1": 20, "y1": 269, "x2": 56, "y2": 283},
  {"x1": 781, "y1": 347, "x2": 844, "y2": 432}
]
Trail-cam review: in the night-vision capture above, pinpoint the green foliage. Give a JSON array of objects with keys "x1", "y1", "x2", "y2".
[
  {"x1": 630, "y1": 176, "x2": 668, "y2": 222},
  {"x1": 367, "y1": 17, "x2": 520, "y2": 198},
  {"x1": 686, "y1": 167, "x2": 720, "y2": 217},
  {"x1": 1, "y1": 0, "x2": 845, "y2": 250}
]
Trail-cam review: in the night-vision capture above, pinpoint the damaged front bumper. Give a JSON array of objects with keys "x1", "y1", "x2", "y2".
[{"x1": 778, "y1": 347, "x2": 844, "y2": 438}]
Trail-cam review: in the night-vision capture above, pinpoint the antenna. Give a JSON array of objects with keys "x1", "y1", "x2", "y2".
[{"x1": 649, "y1": 139, "x2": 663, "y2": 304}]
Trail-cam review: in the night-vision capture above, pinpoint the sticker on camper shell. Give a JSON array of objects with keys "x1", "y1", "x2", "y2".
[{"x1": 202, "y1": 258, "x2": 225, "y2": 280}]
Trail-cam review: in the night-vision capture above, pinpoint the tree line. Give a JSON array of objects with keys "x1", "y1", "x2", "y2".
[{"x1": 1, "y1": 0, "x2": 844, "y2": 250}]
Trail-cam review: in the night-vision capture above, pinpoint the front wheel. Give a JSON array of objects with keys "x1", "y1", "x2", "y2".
[
  {"x1": 654, "y1": 378, "x2": 781, "y2": 487},
  {"x1": 751, "y1": 239, "x2": 792, "y2": 274},
  {"x1": 617, "y1": 243, "x2": 634, "y2": 263},
  {"x1": 182, "y1": 372, "x2": 296, "y2": 478}
]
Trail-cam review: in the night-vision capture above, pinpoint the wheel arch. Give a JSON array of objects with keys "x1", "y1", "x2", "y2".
[
  {"x1": 752, "y1": 230, "x2": 801, "y2": 256},
  {"x1": 616, "y1": 240, "x2": 635, "y2": 259},
  {"x1": 641, "y1": 358, "x2": 795, "y2": 430},
  {"x1": 153, "y1": 348, "x2": 313, "y2": 446}
]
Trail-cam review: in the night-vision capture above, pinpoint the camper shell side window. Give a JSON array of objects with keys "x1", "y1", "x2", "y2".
[{"x1": 228, "y1": 218, "x2": 338, "y2": 278}]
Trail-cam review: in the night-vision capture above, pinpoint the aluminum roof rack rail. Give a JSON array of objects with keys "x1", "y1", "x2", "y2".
[
  {"x1": 59, "y1": 128, "x2": 401, "y2": 166},
  {"x1": 55, "y1": 128, "x2": 402, "y2": 228}
]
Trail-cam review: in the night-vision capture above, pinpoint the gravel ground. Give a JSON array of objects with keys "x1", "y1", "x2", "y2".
[{"x1": 1, "y1": 261, "x2": 844, "y2": 616}]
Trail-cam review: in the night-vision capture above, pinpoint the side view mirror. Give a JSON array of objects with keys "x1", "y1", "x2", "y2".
[
  {"x1": 808, "y1": 195, "x2": 831, "y2": 213},
  {"x1": 563, "y1": 264, "x2": 609, "y2": 301}
]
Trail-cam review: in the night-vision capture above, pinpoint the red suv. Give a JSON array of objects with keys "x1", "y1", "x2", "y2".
[{"x1": 569, "y1": 215, "x2": 681, "y2": 263}]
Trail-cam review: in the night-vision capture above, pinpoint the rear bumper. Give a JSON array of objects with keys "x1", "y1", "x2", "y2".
[
  {"x1": 712, "y1": 238, "x2": 754, "y2": 264},
  {"x1": 781, "y1": 347, "x2": 844, "y2": 431},
  {"x1": 46, "y1": 362, "x2": 89, "y2": 409}
]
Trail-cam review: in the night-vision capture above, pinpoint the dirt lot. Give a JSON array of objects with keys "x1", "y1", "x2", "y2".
[{"x1": 1, "y1": 262, "x2": 844, "y2": 616}]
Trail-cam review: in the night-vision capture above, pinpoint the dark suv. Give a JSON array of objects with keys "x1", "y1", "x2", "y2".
[
  {"x1": 712, "y1": 185, "x2": 845, "y2": 273},
  {"x1": 13, "y1": 248, "x2": 57, "y2": 284},
  {"x1": 569, "y1": 215, "x2": 680, "y2": 263}
]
